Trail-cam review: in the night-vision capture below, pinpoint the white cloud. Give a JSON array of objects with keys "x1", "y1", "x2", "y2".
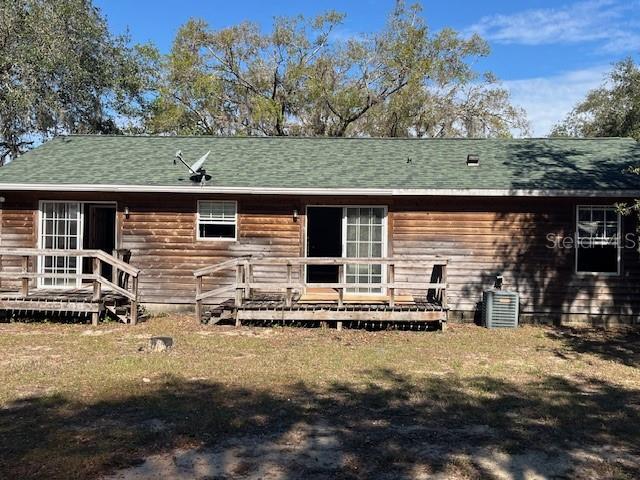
[
  {"x1": 504, "y1": 66, "x2": 608, "y2": 136},
  {"x1": 468, "y1": 0, "x2": 640, "y2": 53}
]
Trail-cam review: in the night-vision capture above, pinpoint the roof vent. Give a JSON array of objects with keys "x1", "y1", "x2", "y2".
[{"x1": 467, "y1": 154, "x2": 479, "y2": 166}]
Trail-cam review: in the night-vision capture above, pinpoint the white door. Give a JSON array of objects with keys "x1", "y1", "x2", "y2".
[
  {"x1": 344, "y1": 207, "x2": 386, "y2": 294},
  {"x1": 38, "y1": 202, "x2": 82, "y2": 287}
]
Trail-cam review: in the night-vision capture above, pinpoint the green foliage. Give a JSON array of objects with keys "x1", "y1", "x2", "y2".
[
  {"x1": 0, "y1": 0, "x2": 152, "y2": 164},
  {"x1": 551, "y1": 59, "x2": 640, "y2": 140},
  {"x1": 1, "y1": 0, "x2": 529, "y2": 161},
  {"x1": 147, "y1": 1, "x2": 528, "y2": 138},
  {"x1": 557, "y1": 59, "x2": 640, "y2": 227}
]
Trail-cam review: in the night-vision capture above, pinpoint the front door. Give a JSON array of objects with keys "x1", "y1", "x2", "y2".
[
  {"x1": 38, "y1": 201, "x2": 117, "y2": 288},
  {"x1": 83, "y1": 204, "x2": 117, "y2": 280},
  {"x1": 305, "y1": 206, "x2": 386, "y2": 294},
  {"x1": 306, "y1": 207, "x2": 343, "y2": 283}
]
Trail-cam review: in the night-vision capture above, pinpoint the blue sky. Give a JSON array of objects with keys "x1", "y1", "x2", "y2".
[{"x1": 96, "y1": 0, "x2": 640, "y2": 136}]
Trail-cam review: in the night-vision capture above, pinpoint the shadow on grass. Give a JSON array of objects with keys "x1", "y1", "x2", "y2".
[
  {"x1": 1, "y1": 370, "x2": 639, "y2": 479},
  {"x1": 547, "y1": 327, "x2": 640, "y2": 368}
]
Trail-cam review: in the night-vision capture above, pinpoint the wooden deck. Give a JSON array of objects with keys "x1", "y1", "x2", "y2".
[
  {"x1": 0, "y1": 287, "x2": 130, "y2": 319},
  {"x1": 0, "y1": 248, "x2": 141, "y2": 325},
  {"x1": 195, "y1": 256, "x2": 449, "y2": 330},
  {"x1": 203, "y1": 294, "x2": 447, "y2": 328}
]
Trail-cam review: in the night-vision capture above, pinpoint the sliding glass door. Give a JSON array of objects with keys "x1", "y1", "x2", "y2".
[
  {"x1": 38, "y1": 201, "x2": 82, "y2": 287},
  {"x1": 344, "y1": 207, "x2": 386, "y2": 294}
]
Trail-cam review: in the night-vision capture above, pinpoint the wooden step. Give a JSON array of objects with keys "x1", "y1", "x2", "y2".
[{"x1": 105, "y1": 305, "x2": 129, "y2": 324}]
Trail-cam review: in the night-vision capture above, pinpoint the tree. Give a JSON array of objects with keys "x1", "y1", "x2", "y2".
[
  {"x1": 550, "y1": 58, "x2": 640, "y2": 140},
  {"x1": 551, "y1": 59, "x2": 640, "y2": 227},
  {"x1": 147, "y1": 1, "x2": 528, "y2": 138},
  {"x1": 357, "y1": 72, "x2": 528, "y2": 138},
  {"x1": 146, "y1": 12, "x2": 344, "y2": 136},
  {"x1": 0, "y1": 0, "x2": 152, "y2": 165}
]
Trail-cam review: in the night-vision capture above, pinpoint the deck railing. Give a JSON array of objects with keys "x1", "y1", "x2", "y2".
[
  {"x1": 0, "y1": 248, "x2": 141, "y2": 324},
  {"x1": 193, "y1": 256, "x2": 448, "y2": 321}
]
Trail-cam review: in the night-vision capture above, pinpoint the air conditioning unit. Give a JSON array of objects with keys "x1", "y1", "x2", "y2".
[{"x1": 482, "y1": 289, "x2": 519, "y2": 328}]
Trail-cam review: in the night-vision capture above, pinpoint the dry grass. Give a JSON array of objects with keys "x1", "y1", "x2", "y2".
[{"x1": 0, "y1": 317, "x2": 639, "y2": 479}]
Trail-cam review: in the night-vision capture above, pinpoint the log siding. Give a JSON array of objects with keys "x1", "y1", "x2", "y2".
[{"x1": 1, "y1": 192, "x2": 639, "y2": 321}]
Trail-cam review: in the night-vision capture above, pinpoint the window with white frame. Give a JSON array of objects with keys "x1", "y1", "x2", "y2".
[
  {"x1": 344, "y1": 207, "x2": 385, "y2": 293},
  {"x1": 39, "y1": 201, "x2": 82, "y2": 287},
  {"x1": 197, "y1": 201, "x2": 237, "y2": 240},
  {"x1": 576, "y1": 205, "x2": 620, "y2": 274}
]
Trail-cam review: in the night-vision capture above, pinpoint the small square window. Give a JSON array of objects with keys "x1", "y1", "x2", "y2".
[{"x1": 197, "y1": 201, "x2": 237, "y2": 240}]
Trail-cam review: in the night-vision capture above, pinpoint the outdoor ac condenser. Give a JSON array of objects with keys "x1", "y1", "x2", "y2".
[{"x1": 482, "y1": 289, "x2": 519, "y2": 328}]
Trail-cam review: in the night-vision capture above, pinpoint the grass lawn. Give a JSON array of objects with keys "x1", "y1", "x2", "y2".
[{"x1": 0, "y1": 317, "x2": 639, "y2": 479}]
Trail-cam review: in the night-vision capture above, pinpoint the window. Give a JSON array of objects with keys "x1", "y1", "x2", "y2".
[
  {"x1": 39, "y1": 201, "x2": 82, "y2": 287},
  {"x1": 576, "y1": 205, "x2": 620, "y2": 274},
  {"x1": 344, "y1": 207, "x2": 386, "y2": 294},
  {"x1": 197, "y1": 200, "x2": 237, "y2": 240}
]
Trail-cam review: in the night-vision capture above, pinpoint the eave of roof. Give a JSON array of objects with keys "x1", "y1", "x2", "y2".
[{"x1": 1, "y1": 182, "x2": 639, "y2": 197}]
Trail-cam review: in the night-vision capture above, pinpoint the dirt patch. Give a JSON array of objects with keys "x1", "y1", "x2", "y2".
[
  {"x1": 102, "y1": 422, "x2": 627, "y2": 480},
  {"x1": 198, "y1": 328, "x2": 279, "y2": 338},
  {"x1": 81, "y1": 329, "x2": 117, "y2": 336}
]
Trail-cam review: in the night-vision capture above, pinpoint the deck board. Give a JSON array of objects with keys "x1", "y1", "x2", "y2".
[
  {"x1": 206, "y1": 293, "x2": 447, "y2": 325},
  {"x1": 0, "y1": 288, "x2": 129, "y2": 316}
]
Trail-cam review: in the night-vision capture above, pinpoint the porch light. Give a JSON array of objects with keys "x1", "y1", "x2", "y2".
[
  {"x1": 293, "y1": 209, "x2": 298, "y2": 222},
  {"x1": 124, "y1": 206, "x2": 130, "y2": 218}
]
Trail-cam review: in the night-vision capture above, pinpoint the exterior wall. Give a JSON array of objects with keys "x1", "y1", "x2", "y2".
[
  {"x1": 391, "y1": 197, "x2": 640, "y2": 323},
  {"x1": 0, "y1": 194, "x2": 37, "y2": 289},
  {"x1": 120, "y1": 194, "x2": 303, "y2": 304},
  {"x1": 1, "y1": 192, "x2": 639, "y2": 322}
]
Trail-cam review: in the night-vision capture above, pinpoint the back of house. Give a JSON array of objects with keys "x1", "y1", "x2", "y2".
[{"x1": 1, "y1": 135, "x2": 639, "y2": 325}]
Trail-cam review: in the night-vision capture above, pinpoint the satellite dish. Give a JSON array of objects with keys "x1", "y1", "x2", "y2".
[{"x1": 174, "y1": 150, "x2": 212, "y2": 184}]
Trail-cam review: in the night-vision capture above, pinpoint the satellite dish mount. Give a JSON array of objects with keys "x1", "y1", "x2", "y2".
[{"x1": 174, "y1": 150, "x2": 212, "y2": 184}]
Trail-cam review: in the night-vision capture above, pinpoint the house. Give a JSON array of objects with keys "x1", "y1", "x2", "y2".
[{"x1": 0, "y1": 135, "x2": 639, "y2": 326}]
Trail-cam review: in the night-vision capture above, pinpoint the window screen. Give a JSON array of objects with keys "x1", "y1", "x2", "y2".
[
  {"x1": 576, "y1": 206, "x2": 620, "y2": 274},
  {"x1": 198, "y1": 201, "x2": 237, "y2": 239}
]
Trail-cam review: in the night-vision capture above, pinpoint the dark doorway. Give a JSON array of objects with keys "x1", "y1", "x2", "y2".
[
  {"x1": 306, "y1": 207, "x2": 343, "y2": 283},
  {"x1": 83, "y1": 204, "x2": 117, "y2": 280}
]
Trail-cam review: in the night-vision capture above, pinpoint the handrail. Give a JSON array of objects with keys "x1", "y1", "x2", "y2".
[
  {"x1": 0, "y1": 248, "x2": 140, "y2": 325},
  {"x1": 193, "y1": 255, "x2": 446, "y2": 278},
  {"x1": 240, "y1": 257, "x2": 447, "y2": 266},
  {"x1": 0, "y1": 248, "x2": 140, "y2": 277},
  {"x1": 193, "y1": 255, "x2": 253, "y2": 278},
  {"x1": 193, "y1": 255, "x2": 449, "y2": 320}
]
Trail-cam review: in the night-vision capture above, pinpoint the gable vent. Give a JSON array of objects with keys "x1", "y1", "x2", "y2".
[{"x1": 467, "y1": 154, "x2": 480, "y2": 166}]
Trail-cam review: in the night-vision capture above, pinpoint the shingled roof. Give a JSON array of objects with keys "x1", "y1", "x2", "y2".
[{"x1": 1, "y1": 135, "x2": 639, "y2": 195}]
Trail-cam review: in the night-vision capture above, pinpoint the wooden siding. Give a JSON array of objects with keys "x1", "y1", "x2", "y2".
[
  {"x1": 0, "y1": 196, "x2": 37, "y2": 289},
  {"x1": 120, "y1": 195, "x2": 303, "y2": 303},
  {"x1": 391, "y1": 197, "x2": 640, "y2": 317},
  {"x1": 1, "y1": 192, "x2": 639, "y2": 317}
]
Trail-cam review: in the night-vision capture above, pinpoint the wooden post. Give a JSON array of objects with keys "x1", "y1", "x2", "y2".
[
  {"x1": 235, "y1": 263, "x2": 244, "y2": 307},
  {"x1": 441, "y1": 262, "x2": 448, "y2": 309},
  {"x1": 130, "y1": 276, "x2": 139, "y2": 325},
  {"x1": 111, "y1": 249, "x2": 118, "y2": 284},
  {"x1": 92, "y1": 257, "x2": 102, "y2": 301},
  {"x1": 245, "y1": 261, "x2": 253, "y2": 300},
  {"x1": 336, "y1": 321, "x2": 343, "y2": 331},
  {"x1": 337, "y1": 264, "x2": 344, "y2": 308},
  {"x1": 20, "y1": 255, "x2": 29, "y2": 296},
  {"x1": 388, "y1": 263, "x2": 395, "y2": 308},
  {"x1": 91, "y1": 256, "x2": 101, "y2": 327},
  {"x1": 195, "y1": 275, "x2": 203, "y2": 322},
  {"x1": 285, "y1": 262, "x2": 293, "y2": 307}
]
